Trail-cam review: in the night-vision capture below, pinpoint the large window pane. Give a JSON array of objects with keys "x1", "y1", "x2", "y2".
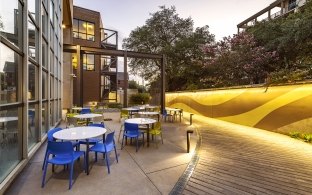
[
  {"x1": 79, "y1": 20, "x2": 87, "y2": 34},
  {"x1": 0, "y1": 43, "x2": 20, "y2": 104},
  {"x1": 73, "y1": 19, "x2": 78, "y2": 38},
  {"x1": 83, "y1": 54, "x2": 95, "y2": 71},
  {"x1": 42, "y1": 5, "x2": 48, "y2": 36},
  {"x1": 28, "y1": 18, "x2": 37, "y2": 60},
  {"x1": 28, "y1": 0, "x2": 37, "y2": 21},
  {"x1": 49, "y1": 0, "x2": 54, "y2": 25},
  {"x1": 28, "y1": 63, "x2": 37, "y2": 100},
  {"x1": 42, "y1": 72, "x2": 47, "y2": 99},
  {"x1": 0, "y1": 0, "x2": 23, "y2": 48},
  {"x1": 28, "y1": 105, "x2": 37, "y2": 150},
  {"x1": 41, "y1": 102, "x2": 48, "y2": 136},
  {"x1": 0, "y1": 108, "x2": 20, "y2": 183},
  {"x1": 42, "y1": 40, "x2": 48, "y2": 68}
]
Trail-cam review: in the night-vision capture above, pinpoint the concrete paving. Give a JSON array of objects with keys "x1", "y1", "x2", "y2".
[{"x1": 5, "y1": 112, "x2": 197, "y2": 195}]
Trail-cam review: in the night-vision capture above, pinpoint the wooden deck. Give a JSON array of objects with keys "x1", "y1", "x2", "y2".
[{"x1": 181, "y1": 120, "x2": 312, "y2": 195}]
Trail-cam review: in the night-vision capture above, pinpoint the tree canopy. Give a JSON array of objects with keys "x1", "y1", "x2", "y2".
[
  {"x1": 124, "y1": 1, "x2": 312, "y2": 91},
  {"x1": 123, "y1": 6, "x2": 215, "y2": 91}
]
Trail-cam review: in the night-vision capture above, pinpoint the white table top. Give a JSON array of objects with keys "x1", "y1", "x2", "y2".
[
  {"x1": 138, "y1": 111, "x2": 159, "y2": 115},
  {"x1": 0, "y1": 117, "x2": 18, "y2": 123},
  {"x1": 145, "y1": 105, "x2": 158, "y2": 109},
  {"x1": 125, "y1": 118, "x2": 156, "y2": 125},
  {"x1": 53, "y1": 126, "x2": 107, "y2": 141},
  {"x1": 122, "y1": 107, "x2": 140, "y2": 111},
  {"x1": 166, "y1": 107, "x2": 181, "y2": 112},
  {"x1": 71, "y1": 107, "x2": 83, "y2": 110},
  {"x1": 73, "y1": 113, "x2": 102, "y2": 119}
]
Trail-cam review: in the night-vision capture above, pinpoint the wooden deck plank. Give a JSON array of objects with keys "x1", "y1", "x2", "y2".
[{"x1": 182, "y1": 123, "x2": 312, "y2": 195}]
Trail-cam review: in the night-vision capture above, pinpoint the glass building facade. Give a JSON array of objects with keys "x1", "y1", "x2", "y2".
[{"x1": 0, "y1": 0, "x2": 63, "y2": 190}]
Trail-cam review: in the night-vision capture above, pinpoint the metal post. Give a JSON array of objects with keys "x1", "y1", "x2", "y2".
[
  {"x1": 187, "y1": 130, "x2": 194, "y2": 153},
  {"x1": 190, "y1": 113, "x2": 194, "y2": 125},
  {"x1": 160, "y1": 55, "x2": 166, "y2": 114},
  {"x1": 123, "y1": 51, "x2": 128, "y2": 107}
]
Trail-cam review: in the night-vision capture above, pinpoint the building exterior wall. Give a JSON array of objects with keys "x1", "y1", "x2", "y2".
[
  {"x1": 72, "y1": 6, "x2": 102, "y2": 106},
  {"x1": 0, "y1": 0, "x2": 66, "y2": 192},
  {"x1": 166, "y1": 83, "x2": 312, "y2": 135}
]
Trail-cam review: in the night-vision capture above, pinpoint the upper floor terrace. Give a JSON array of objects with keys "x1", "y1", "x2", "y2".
[{"x1": 237, "y1": 0, "x2": 307, "y2": 33}]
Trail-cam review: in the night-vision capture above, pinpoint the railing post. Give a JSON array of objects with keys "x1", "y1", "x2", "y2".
[
  {"x1": 187, "y1": 130, "x2": 194, "y2": 153},
  {"x1": 190, "y1": 114, "x2": 194, "y2": 125}
]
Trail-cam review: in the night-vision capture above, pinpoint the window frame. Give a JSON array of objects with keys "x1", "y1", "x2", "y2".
[{"x1": 73, "y1": 18, "x2": 95, "y2": 41}]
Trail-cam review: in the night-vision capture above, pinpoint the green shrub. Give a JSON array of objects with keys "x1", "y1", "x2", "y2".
[
  {"x1": 303, "y1": 134, "x2": 312, "y2": 143},
  {"x1": 107, "y1": 102, "x2": 122, "y2": 109},
  {"x1": 129, "y1": 93, "x2": 150, "y2": 105},
  {"x1": 289, "y1": 131, "x2": 300, "y2": 139}
]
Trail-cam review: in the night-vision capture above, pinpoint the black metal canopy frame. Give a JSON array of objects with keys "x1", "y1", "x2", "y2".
[{"x1": 63, "y1": 44, "x2": 166, "y2": 113}]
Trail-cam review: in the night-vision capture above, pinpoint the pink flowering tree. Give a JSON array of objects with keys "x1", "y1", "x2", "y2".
[{"x1": 203, "y1": 32, "x2": 278, "y2": 87}]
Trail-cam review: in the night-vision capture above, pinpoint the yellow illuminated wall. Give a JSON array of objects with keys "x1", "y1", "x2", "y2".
[{"x1": 166, "y1": 84, "x2": 312, "y2": 134}]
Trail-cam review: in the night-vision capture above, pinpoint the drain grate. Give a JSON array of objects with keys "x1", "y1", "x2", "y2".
[{"x1": 169, "y1": 128, "x2": 202, "y2": 195}]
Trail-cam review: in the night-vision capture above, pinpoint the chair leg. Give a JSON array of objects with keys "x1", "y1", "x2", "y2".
[
  {"x1": 161, "y1": 132, "x2": 163, "y2": 144},
  {"x1": 114, "y1": 146, "x2": 118, "y2": 163},
  {"x1": 41, "y1": 162, "x2": 49, "y2": 188},
  {"x1": 69, "y1": 162, "x2": 74, "y2": 189},
  {"x1": 95, "y1": 152, "x2": 98, "y2": 162},
  {"x1": 121, "y1": 135, "x2": 125, "y2": 150},
  {"x1": 105, "y1": 152, "x2": 110, "y2": 174},
  {"x1": 42, "y1": 150, "x2": 48, "y2": 170},
  {"x1": 136, "y1": 137, "x2": 139, "y2": 152}
]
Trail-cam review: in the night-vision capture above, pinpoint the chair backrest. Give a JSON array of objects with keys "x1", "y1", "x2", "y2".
[
  {"x1": 105, "y1": 131, "x2": 115, "y2": 145},
  {"x1": 88, "y1": 123, "x2": 105, "y2": 128},
  {"x1": 163, "y1": 109, "x2": 168, "y2": 116},
  {"x1": 47, "y1": 141, "x2": 73, "y2": 156},
  {"x1": 92, "y1": 115, "x2": 103, "y2": 124},
  {"x1": 153, "y1": 122, "x2": 161, "y2": 130},
  {"x1": 124, "y1": 122, "x2": 139, "y2": 132},
  {"x1": 67, "y1": 117, "x2": 78, "y2": 127},
  {"x1": 47, "y1": 127, "x2": 63, "y2": 141},
  {"x1": 80, "y1": 108, "x2": 91, "y2": 114},
  {"x1": 121, "y1": 110, "x2": 129, "y2": 117}
]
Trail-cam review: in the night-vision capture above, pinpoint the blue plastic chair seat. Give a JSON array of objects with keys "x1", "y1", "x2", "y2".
[
  {"x1": 48, "y1": 151, "x2": 84, "y2": 165},
  {"x1": 90, "y1": 142, "x2": 115, "y2": 153},
  {"x1": 79, "y1": 138, "x2": 102, "y2": 145}
]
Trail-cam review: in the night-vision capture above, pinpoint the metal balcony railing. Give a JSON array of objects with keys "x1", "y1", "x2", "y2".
[
  {"x1": 100, "y1": 28, "x2": 118, "y2": 49},
  {"x1": 288, "y1": 1, "x2": 297, "y2": 11}
]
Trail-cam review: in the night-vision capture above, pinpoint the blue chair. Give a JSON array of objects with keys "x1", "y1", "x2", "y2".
[
  {"x1": 80, "y1": 108, "x2": 91, "y2": 114},
  {"x1": 162, "y1": 109, "x2": 173, "y2": 122},
  {"x1": 42, "y1": 128, "x2": 79, "y2": 170},
  {"x1": 121, "y1": 123, "x2": 144, "y2": 152},
  {"x1": 42, "y1": 141, "x2": 85, "y2": 189},
  {"x1": 79, "y1": 123, "x2": 105, "y2": 147},
  {"x1": 89, "y1": 131, "x2": 118, "y2": 174}
]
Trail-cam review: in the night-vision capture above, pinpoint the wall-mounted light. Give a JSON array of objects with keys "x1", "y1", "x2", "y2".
[
  {"x1": 62, "y1": 24, "x2": 66, "y2": 28},
  {"x1": 69, "y1": 73, "x2": 76, "y2": 78}
]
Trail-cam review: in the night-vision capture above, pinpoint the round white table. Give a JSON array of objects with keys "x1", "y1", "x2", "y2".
[
  {"x1": 53, "y1": 126, "x2": 107, "y2": 175},
  {"x1": 71, "y1": 107, "x2": 82, "y2": 111},
  {"x1": 74, "y1": 113, "x2": 102, "y2": 125},
  {"x1": 122, "y1": 107, "x2": 142, "y2": 118},
  {"x1": 138, "y1": 112, "x2": 160, "y2": 121},
  {"x1": 125, "y1": 118, "x2": 157, "y2": 147},
  {"x1": 0, "y1": 117, "x2": 18, "y2": 123}
]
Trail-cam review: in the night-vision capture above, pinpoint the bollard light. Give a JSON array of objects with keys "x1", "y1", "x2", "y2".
[{"x1": 187, "y1": 130, "x2": 194, "y2": 153}]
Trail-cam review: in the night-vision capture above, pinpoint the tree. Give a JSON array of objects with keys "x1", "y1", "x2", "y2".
[
  {"x1": 247, "y1": 0, "x2": 312, "y2": 82},
  {"x1": 123, "y1": 6, "x2": 214, "y2": 91},
  {"x1": 203, "y1": 32, "x2": 278, "y2": 87}
]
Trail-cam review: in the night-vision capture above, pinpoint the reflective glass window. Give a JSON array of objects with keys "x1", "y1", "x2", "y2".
[
  {"x1": 0, "y1": 0, "x2": 23, "y2": 49},
  {"x1": 83, "y1": 54, "x2": 95, "y2": 71},
  {"x1": 28, "y1": 104, "x2": 37, "y2": 150},
  {"x1": 0, "y1": 43, "x2": 20, "y2": 103},
  {"x1": 28, "y1": 63, "x2": 37, "y2": 100},
  {"x1": 0, "y1": 108, "x2": 20, "y2": 183},
  {"x1": 28, "y1": 18, "x2": 37, "y2": 60},
  {"x1": 42, "y1": 71, "x2": 47, "y2": 99}
]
